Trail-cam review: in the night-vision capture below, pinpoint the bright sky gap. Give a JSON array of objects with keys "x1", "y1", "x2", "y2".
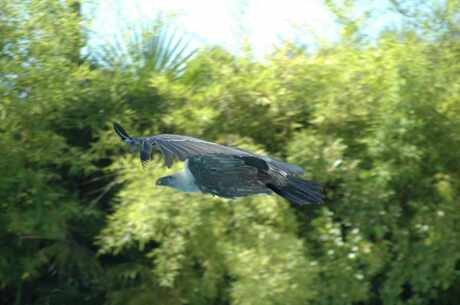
[{"x1": 86, "y1": 0, "x2": 403, "y2": 58}]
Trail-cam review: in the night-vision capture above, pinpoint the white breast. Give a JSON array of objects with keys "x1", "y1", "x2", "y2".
[{"x1": 175, "y1": 159, "x2": 200, "y2": 192}]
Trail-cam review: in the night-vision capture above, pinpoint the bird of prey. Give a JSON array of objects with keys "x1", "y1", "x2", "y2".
[{"x1": 113, "y1": 123, "x2": 323, "y2": 205}]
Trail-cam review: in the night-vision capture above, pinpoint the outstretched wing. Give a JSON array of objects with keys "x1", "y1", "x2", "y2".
[
  {"x1": 187, "y1": 154, "x2": 271, "y2": 197},
  {"x1": 187, "y1": 153, "x2": 322, "y2": 204},
  {"x1": 147, "y1": 134, "x2": 252, "y2": 167},
  {"x1": 113, "y1": 123, "x2": 305, "y2": 175},
  {"x1": 262, "y1": 157, "x2": 304, "y2": 175},
  {"x1": 113, "y1": 123, "x2": 131, "y2": 141},
  {"x1": 146, "y1": 134, "x2": 305, "y2": 175}
]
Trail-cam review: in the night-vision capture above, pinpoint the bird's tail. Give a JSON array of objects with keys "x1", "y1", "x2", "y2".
[{"x1": 267, "y1": 176, "x2": 323, "y2": 205}]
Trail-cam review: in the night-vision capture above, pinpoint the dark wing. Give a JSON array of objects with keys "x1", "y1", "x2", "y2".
[
  {"x1": 262, "y1": 157, "x2": 304, "y2": 175},
  {"x1": 140, "y1": 141, "x2": 153, "y2": 167},
  {"x1": 147, "y1": 134, "x2": 253, "y2": 167},
  {"x1": 113, "y1": 123, "x2": 131, "y2": 141},
  {"x1": 147, "y1": 134, "x2": 305, "y2": 176},
  {"x1": 112, "y1": 123, "x2": 303, "y2": 174},
  {"x1": 187, "y1": 154, "x2": 271, "y2": 198},
  {"x1": 188, "y1": 153, "x2": 323, "y2": 204}
]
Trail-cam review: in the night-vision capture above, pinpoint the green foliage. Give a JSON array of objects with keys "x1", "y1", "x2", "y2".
[
  {"x1": 90, "y1": 18, "x2": 196, "y2": 76},
  {"x1": 1, "y1": 1, "x2": 460, "y2": 305},
  {"x1": 98, "y1": 156, "x2": 315, "y2": 305}
]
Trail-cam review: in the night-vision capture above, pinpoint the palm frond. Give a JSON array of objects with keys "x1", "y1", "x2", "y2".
[{"x1": 89, "y1": 19, "x2": 196, "y2": 76}]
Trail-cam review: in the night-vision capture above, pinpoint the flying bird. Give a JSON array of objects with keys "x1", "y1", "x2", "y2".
[{"x1": 113, "y1": 123, "x2": 323, "y2": 205}]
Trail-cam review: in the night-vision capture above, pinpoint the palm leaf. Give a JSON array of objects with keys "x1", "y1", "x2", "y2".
[{"x1": 90, "y1": 18, "x2": 196, "y2": 76}]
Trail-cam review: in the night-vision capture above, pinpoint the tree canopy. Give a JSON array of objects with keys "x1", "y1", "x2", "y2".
[{"x1": 1, "y1": 1, "x2": 459, "y2": 304}]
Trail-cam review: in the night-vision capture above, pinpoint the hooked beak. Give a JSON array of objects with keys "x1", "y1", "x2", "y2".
[{"x1": 156, "y1": 176, "x2": 171, "y2": 186}]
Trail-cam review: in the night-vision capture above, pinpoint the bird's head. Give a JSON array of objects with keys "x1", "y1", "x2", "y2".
[{"x1": 156, "y1": 175, "x2": 178, "y2": 188}]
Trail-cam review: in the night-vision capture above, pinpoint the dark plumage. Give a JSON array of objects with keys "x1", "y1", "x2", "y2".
[{"x1": 113, "y1": 123, "x2": 323, "y2": 205}]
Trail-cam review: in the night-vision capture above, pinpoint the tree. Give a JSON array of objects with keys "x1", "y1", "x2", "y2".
[{"x1": 1, "y1": 0, "x2": 459, "y2": 304}]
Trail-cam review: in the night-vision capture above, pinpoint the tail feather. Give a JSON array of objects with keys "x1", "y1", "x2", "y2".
[{"x1": 267, "y1": 176, "x2": 323, "y2": 205}]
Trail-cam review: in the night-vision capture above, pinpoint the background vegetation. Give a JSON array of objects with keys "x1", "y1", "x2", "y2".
[{"x1": 1, "y1": 0, "x2": 459, "y2": 304}]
